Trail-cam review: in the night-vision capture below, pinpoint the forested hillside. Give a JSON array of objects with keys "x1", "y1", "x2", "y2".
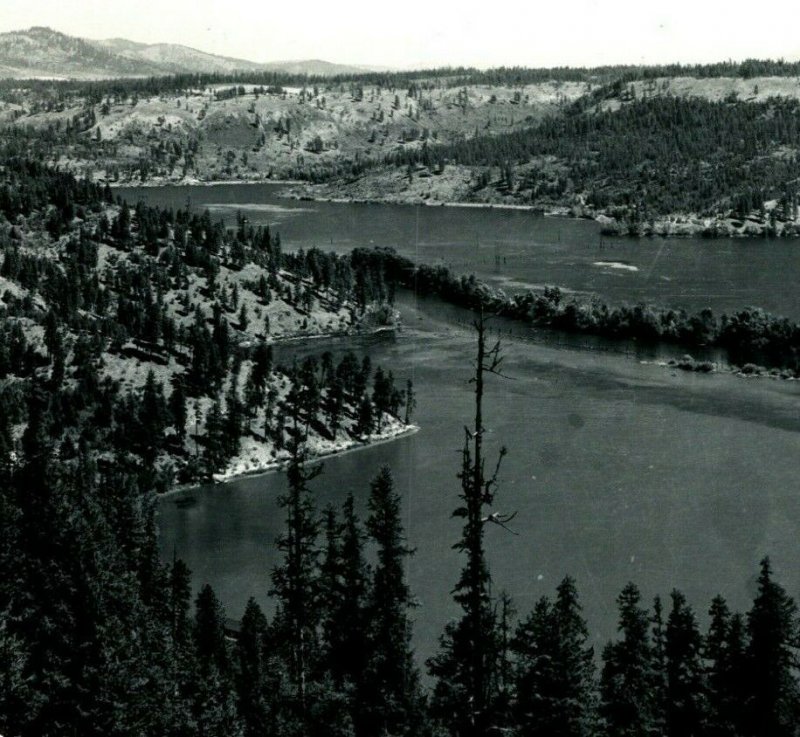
[
  {"x1": 0, "y1": 76, "x2": 587, "y2": 184},
  {"x1": 0, "y1": 156, "x2": 413, "y2": 487},
  {"x1": 378, "y1": 93, "x2": 800, "y2": 232},
  {"x1": 4, "y1": 49, "x2": 800, "y2": 737},
  {"x1": 6, "y1": 61, "x2": 800, "y2": 232}
]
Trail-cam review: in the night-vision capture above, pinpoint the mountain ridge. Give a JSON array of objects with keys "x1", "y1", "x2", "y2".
[{"x1": 0, "y1": 26, "x2": 377, "y2": 79}]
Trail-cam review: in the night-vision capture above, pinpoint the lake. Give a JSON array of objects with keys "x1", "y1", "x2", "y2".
[
  {"x1": 121, "y1": 184, "x2": 800, "y2": 665},
  {"x1": 118, "y1": 183, "x2": 800, "y2": 320}
]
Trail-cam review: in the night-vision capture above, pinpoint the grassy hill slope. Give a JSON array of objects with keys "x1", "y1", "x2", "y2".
[
  {"x1": 0, "y1": 159, "x2": 413, "y2": 487},
  {"x1": 6, "y1": 65, "x2": 800, "y2": 232}
]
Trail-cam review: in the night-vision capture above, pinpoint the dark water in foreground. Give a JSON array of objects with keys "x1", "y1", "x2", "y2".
[
  {"x1": 118, "y1": 183, "x2": 800, "y2": 320},
  {"x1": 158, "y1": 293, "x2": 800, "y2": 663}
]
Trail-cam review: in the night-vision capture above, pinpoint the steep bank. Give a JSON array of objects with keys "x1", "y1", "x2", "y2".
[{"x1": 282, "y1": 173, "x2": 800, "y2": 239}]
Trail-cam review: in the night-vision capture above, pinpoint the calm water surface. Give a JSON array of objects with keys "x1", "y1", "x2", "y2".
[
  {"x1": 131, "y1": 184, "x2": 800, "y2": 663},
  {"x1": 158, "y1": 294, "x2": 800, "y2": 661},
  {"x1": 118, "y1": 183, "x2": 800, "y2": 319}
]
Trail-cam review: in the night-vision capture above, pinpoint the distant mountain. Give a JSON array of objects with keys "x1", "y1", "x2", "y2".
[
  {"x1": 91, "y1": 37, "x2": 267, "y2": 74},
  {"x1": 0, "y1": 26, "x2": 169, "y2": 79},
  {"x1": 0, "y1": 26, "x2": 378, "y2": 79},
  {"x1": 260, "y1": 59, "x2": 384, "y2": 76}
]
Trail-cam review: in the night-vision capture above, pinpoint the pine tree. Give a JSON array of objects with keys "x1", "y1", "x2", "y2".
[
  {"x1": 371, "y1": 367, "x2": 392, "y2": 430},
  {"x1": 251, "y1": 340, "x2": 273, "y2": 386},
  {"x1": 194, "y1": 584, "x2": 231, "y2": 678},
  {"x1": 168, "y1": 558, "x2": 198, "y2": 736},
  {"x1": 138, "y1": 369, "x2": 168, "y2": 462},
  {"x1": 202, "y1": 398, "x2": 227, "y2": 477},
  {"x1": 297, "y1": 357, "x2": 320, "y2": 435},
  {"x1": 552, "y1": 576, "x2": 597, "y2": 735},
  {"x1": 513, "y1": 597, "x2": 559, "y2": 735},
  {"x1": 361, "y1": 467, "x2": 425, "y2": 737},
  {"x1": 169, "y1": 375, "x2": 188, "y2": 444},
  {"x1": 354, "y1": 394, "x2": 374, "y2": 437},
  {"x1": 325, "y1": 375, "x2": 344, "y2": 439},
  {"x1": 113, "y1": 201, "x2": 131, "y2": 245},
  {"x1": 744, "y1": 557, "x2": 800, "y2": 737},
  {"x1": 269, "y1": 417, "x2": 321, "y2": 726},
  {"x1": 600, "y1": 583, "x2": 660, "y2": 737},
  {"x1": 493, "y1": 591, "x2": 516, "y2": 728},
  {"x1": 665, "y1": 590, "x2": 707, "y2": 737},
  {"x1": 319, "y1": 496, "x2": 368, "y2": 692},
  {"x1": 429, "y1": 309, "x2": 510, "y2": 737},
  {"x1": 320, "y1": 505, "x2": 346, "y2": 670},
  {"x1": 705, "y1": 596, "x2": 747, "y2": 737},
  {"x1": 512, "y1": 577, "x2": 596, "y2": 737},
  {"x1": 651, "y1": 595, "x2": 668, "y2": 734},
  {"x1": 193, "y1": 584, "x2": 240, "y2": 737},
  {"x1": 224, "y1": 379, "x2": 243, "y2": 458},
  {"x1": 237, "y1": 597, "x2": 272, "y2": 737}
]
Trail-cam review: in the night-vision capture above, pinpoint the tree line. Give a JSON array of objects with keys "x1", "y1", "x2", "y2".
[
  {"x1": 10, "y1": 69, "x2": 800, "y2": 219},
  {"x1": 5, "y1": 57, "x2": 800, "y2": 109},
  {"x1": 351, "y1": 247, "x2": 800, "y2": 373}
]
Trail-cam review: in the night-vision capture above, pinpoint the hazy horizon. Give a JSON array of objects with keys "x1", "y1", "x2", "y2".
[{"x1": 4, "y1": 0, "x2": 800, "y2": 71}]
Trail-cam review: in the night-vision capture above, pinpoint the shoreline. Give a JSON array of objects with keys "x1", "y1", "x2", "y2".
[
  {"x1": 160, "y1": 424, "x2": 420, "y2": 500},
  {"x1": 282, "y1": 187, "x2": 800, "y2": 238},
  {"x1": 284, "y1": 191, "x2": 549, "y2": 213},
  {"x1": 267, "y1": 324, "x2": 396, "y2": 346},
  {"x1": 107, "y1": 177, "x2": 304, "y2": 189},
  {"x1": 109, "y1": 177, "x2": 800, "y2": 238}
]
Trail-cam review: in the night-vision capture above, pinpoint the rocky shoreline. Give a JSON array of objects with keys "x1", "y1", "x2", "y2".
[
  {"x1": 108, "y1": 174, "x2": 800, "y2": 238},
  {"x1": 280, "y1": 179, "x2": 800, "y2": 238}
]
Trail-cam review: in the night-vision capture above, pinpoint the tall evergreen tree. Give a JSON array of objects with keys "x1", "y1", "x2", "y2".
[
  {"x1": 705, "y1": 596, "x2": 747, "y2": 737},
  {"x1": 319, "y1": 495, "x2": 369, "y2": 692},
  {"x1": 269, "y1": 415, "x2": 321, "y2": 726},
  {"x1": 192, "y1": 584, "x2": 240, "y2": 737},
  {"x1": 665, "y1": 590, "x2": 707, "y2": 737},
  {"x1": 600, "y1": 583, "x2": 660, "y2": 737},
  {"x1": 167, "y1": 558, "x2": 197, "y2": 737},
  {"x1": 137, "y1": 369, "x2": 168, "y2": 463},
  {"x1": 236, "y1": 597, "x2": 272, "y2": 737},
  {"x1": 202, "y1": 398, "x2": 227, "y2": 477},
  {"x1": 744, "y1": 557, "x2": 800, "y2": 737},
  {"x1": 361, "y1": 467, "x2": 426, "y2": 737},
  {"x1": 651, "y1": 595, "x2": 668, "y2": 735},
  {"x1": 513, "y1": 596, "x2": 559, "y2": 735},
  {"x1": 512, "y1": 577, "x2": 596, "y2": 737},
  {"x1": 169, "y1": 375, "x2": 188, "y2": 444},
  {"x1": 429, "y1": 310, "x2": 510, "y2": 737},
  {"x1": 354, "y1": 394, "x2": 374, "y2": 437}
]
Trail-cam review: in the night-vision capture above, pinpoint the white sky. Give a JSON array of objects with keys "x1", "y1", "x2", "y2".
[{"x1": 2, "y1": 0, "x2": 799, "y2": 70}]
